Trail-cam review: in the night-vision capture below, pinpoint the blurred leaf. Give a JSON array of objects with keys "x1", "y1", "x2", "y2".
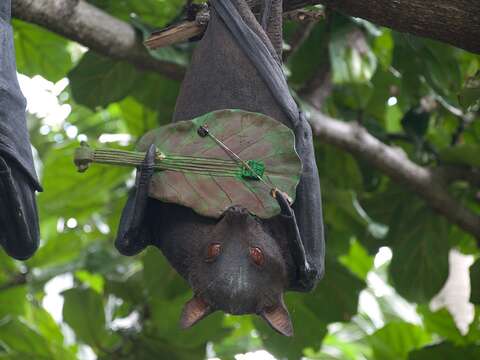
[
  {"x1": 13, "y1": 20, "x2": 73, "y2": 82},
  {"x1": 418, "y1": 306, "x2": 465, "y2": 345},
  {"x1": 131, "y1": 73, "x2": 180, "y2": 117},
  {"x1": 367, "y1": 322, "x2": 431, "y2": 360},
  {"x1": 373, "y1": 29, "x2": 394, "y2": 70},
  {"x1": 330, "y1": 26, "x2": 377, "y2": 85},
  {"x1": 470, "y1": 260, "x2": 480, "y2": 304},
  {"x1": 62, "y1": 287, "x2": 109, "y2": 348},
  {"x1": 68, "y1": 52, "x2": 139, "y2": 109},
  {"x1": 459, "y1": 72, "x2": 480, "y2": 112},
  {"x1": 38, "y1": 142, "x2": 130, "y2": 220},
  {"x1": 439, "y1": 144, "x2": 480, "y2": 167},
  {"x1": 362, "y1": 186, "x2": 450, "y2": 302},
  {"x1": 339, "y1": 239, "x2": 374, "y2": 280},
  {"x1": 0, "y1": 286, "x2": 27, "y2": 319},
  {"x1": 409, "y1": 342, "x2": 480, "y2": 360},
  {"x1": 305, "y1": 260, "x2": 366, "y2": 324},
  {"x1": 0, "y1": 318, "x2": 53, "y2": 359},
  {"x1": 87, "y1": 0, "x2": 184, "y2": 26},
  {"x1": 119, "y1": 97, "x2": 159, "y2": 137}
]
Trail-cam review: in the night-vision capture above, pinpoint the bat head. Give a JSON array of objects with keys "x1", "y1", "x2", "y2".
[{"x1": 179, "y1": 205, "x2": 293, "y2": 336}]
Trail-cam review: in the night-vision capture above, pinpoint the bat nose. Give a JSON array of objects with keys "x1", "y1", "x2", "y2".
[
  {"x1": 225, "y1": 205, "x2": 249, "y2": 215},
  {"x1": 221, "y1": 205, "x2": 251, "y2": 225}
]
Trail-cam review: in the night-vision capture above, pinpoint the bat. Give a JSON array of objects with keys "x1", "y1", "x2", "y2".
[
  {"x1": 116, "y1": 0, "x2": 325, "y2": 336},
  {"x1": 0, "y1": 0, "x2": 42, "y2": 260}
]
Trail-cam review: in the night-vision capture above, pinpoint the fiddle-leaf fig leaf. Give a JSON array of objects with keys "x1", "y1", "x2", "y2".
[{"x1": 137, "y1": 109, "x2": 302, "y2": 219}]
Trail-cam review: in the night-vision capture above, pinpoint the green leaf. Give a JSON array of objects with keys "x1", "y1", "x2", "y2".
[
  {"x1": 459, "y1": 72, "x2": 480, "y2": 112},
  {"x1": 68, "y1": 52, "x2": 139, "y2": 109},
  {"x1": 470, "y1": 260, "x2": 480, "y2": 304},
  {"x1": 439, "y1": 144, "x2": 480, "y2": 167},
  {"x1": 418, "y1": 305, "x2": 465, "y2": 345},
  {"x1": 131, "y1": 73, "x2": 180, "y2": 116},
  {"x1": 0, "y1": 286, "x2": 27, "y2": 319},
  {"x1": 62, "y1": 287, "x2": 108, "y2": 347},
  {"x1": 38, "y1": 142, "x2": 130, "y2": 220},
  {"x1": 362, "y1": 186, "x2": 450, "y2": 303},
  {"x1": 368, "y1": 322, "x2": 431, "y2": 360},
  {"x1": 409, "y1": 342, "x2": 480, "y2": 360},
  {"x1": 119, "y1": 97, "x2": 159, "y2": 137},
  {"x1": 389, "y1": 206, "x2": 450, "y2": 303},
  {"x1": 339, "y1": 239, "x2": 374, "y2": 280},
  {"x1": 87, "y1": 0, "x2": 184, "y2": 27},
  {"x1": 13, "y1": 20, "x2": 73, "y2": 82},
  {"x1": 0, "y1": 318, "x2": 53, "y2": 359},
  {"x1": 305, "y1": 259, "x2": 366, "y2": 324},
  {"x1": 136, "y1": 109, "x2": 302, "y2": 219}
]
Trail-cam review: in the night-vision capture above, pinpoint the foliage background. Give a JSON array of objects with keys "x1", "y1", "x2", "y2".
[{"x1": 1, "y1": 1, "x2": 480, "y2": 359}]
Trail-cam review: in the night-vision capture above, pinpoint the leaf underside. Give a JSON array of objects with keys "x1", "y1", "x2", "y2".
[{"x1": 137, "y1": 109, "x2": 302, "y2": 219}]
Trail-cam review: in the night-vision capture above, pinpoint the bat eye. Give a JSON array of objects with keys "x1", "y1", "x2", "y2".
[
  {"x1": 249, "y1": 247, "x2": 265, "y2": 266},
  {"x1": 206, "y1": 243, "x2": 222, "y2": 262}
]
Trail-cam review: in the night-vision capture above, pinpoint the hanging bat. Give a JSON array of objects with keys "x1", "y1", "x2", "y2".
[
  {"x1": 0, "y1": 0, "x2": 42, "y2": 260},
  {"x1": 87, "y1": 0, "x2": 325, "y2": 336}
]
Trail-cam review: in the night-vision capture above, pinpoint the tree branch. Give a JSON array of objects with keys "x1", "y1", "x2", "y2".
[
  {"x1": 307, "y1": 110, "x2": 480, "y2": 240},
  {"x1": 12, "y1": 0, "x2": 185, "y2": 80},
  {"x1": 284, "y1": 0, "x2": 480, "y2": 54},
  {"x1": 314, "y1": 0, "x2": 480, "y2": 54}
]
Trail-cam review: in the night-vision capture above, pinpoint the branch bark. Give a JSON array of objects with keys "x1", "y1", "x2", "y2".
[
  {"x1": 12, "y1": 0, "x2": 185, "y2": 80},
  {"x1": 286, "y1": 0, "x2": 480, "y2": 54},
  {"x1": 307, "y1": 111, "x2": 480, "y2": 240}
]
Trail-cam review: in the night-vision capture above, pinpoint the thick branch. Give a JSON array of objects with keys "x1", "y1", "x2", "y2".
[
  {"x1": 287, "y1": 0, "x2": 480, "y2": 54},
  {"x1": 316, "y1": 0, "x2": 480, "y2": 54},
  {"x1": 307, "y1": 111, "x2": 480, "y2": 240},
  {"x1": 12, "y1": 0, "x2": 185, "y2": 80}
]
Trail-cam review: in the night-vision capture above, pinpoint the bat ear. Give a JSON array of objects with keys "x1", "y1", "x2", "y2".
[
  {"x1": 261, "y1": 299, "x2": 293, "y2": 337},
  {"x1": 180, "y1": 296, "x2": 213, "y2": 329}
]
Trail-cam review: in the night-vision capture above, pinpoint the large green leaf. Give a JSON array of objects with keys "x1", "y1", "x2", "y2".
[
  {"x1": 62, "y1": 288, "x2": 109, "y2": 348},
  {"x1": 39, "y1": 142, "x2": 130, "y2": 220},
  {"x1": 68, "y1": 52, "x2": 139, "y2": 109},
  {"x1": 87, "y1": 0, "x2": 183, "y2": 26},
  {"x1": 136, "y1": 109, "x2": 302, "y2": 218},
  {"x1": 417, "y1": 305, "x2": 466, "y2": 345},
  {"x1": 0, "y1": 318, "x2": 53, "y2": 359},
  {"x1": 439, "y1": 144, "x2": 480, "y2": 167},
  {"x1": 367, "y1": 322, "x2": 431, "y2": 360},
  {"x1": 409, "y1": 342, "x2": 480, "y2": 360},
  {"x1": 362, "y1": 186, "x2": 450, "y2": 303},
  {"x1": 470, "y1": 260, "x2": 480, "y2": 304},
  {"x1": 459, "y1": 72, "x2": 480, "y2": 112},
  {"x1": 388, "y1": 209, "x2": 450, "y2": 303},
  {"x1": 13, "y1": 20, "x2": 73, "y2": 82}
]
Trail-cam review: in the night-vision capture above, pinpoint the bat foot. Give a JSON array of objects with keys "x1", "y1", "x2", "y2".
[{"x1": 115, "y1": 145, "x2": 156, "y2": 256}]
